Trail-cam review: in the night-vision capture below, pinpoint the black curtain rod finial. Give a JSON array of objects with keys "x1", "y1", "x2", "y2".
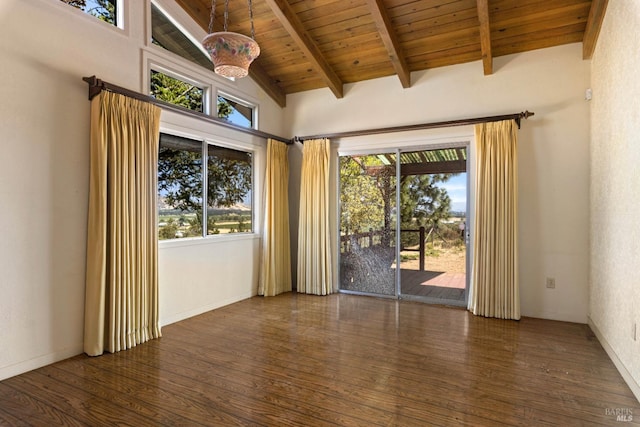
[{"x1": 516, "y1": 110, "x2": 535, "y2": 128}]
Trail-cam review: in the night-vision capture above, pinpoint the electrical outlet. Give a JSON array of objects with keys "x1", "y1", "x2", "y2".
[{"x1": 546, "y1": 278, "x2": 556, "y2": 289}]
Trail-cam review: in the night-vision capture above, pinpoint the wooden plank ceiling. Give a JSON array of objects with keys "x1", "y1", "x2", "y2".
[{"x1": 175, "y1": 0, "x2": 608, "y2": 107}]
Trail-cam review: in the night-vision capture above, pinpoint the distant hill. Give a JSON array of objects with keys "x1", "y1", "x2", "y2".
[{"x1": 158, "y1": 197, "x2": 251, "y2": 215}]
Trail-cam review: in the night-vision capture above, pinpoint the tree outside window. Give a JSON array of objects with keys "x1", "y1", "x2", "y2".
[
  {"x1": 60, "y1": 0, "x2": 117, "y2": 26},
  {"x1": 158, "y1": 134, "x2": 253, "y2": 240}
]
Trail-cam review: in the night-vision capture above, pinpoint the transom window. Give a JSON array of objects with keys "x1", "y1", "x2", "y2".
[
  {"x1": 158, "y1": 133, "x2": 253, "y2": 240},
  {"x1": 59, "y1": 0, "x2": 120, "y2": 27},
  {"x1": 147, "y1": 4, "x2": 258, "y2": 130},
  {"x1": 150, "y1": 70, "x2": 205, "y2": 113},
  {"x1": 150, "y1": 2, "x2": 212, "y2": 70},
  {"x1": 217, "y1": 94, "x2": 255, "y2": 128}
]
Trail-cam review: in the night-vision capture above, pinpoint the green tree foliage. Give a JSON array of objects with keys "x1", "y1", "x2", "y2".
[
  {"x1": 149, "y1": 73, "x2": 237, "y2": 121},
  {"x1": 400, "y1": 174, "x2": 452, "y2": 228},
  {"x1": 154, "y1": 69, "x2": 251, "y2": 239},
  {"x1": 151, "y1": 71, "x2": 204, "y2": 113},
  {"x1": 158, "y1": 143, "x2": 252, "y2": 234},
  {"x1": 158, "y1": 218, "x2": 178, "y2": 240},
  {"x1": 217, "y1": 96, "x2": 233, "y2": 119},
  {"x1": 399, "y1": 174, "x2": 453, "y2": 247},
  {"x1": 340, "y1": 154, "x2": 456, "y2": 248},
  {"x1": 207, "y1": 151, "x2": 252, "y2": 208},
  {"x1": 339, "y1": 156, "x2": 386, "y2": 235},
  {"x1": 207, "y1": 217, "x2": 220, "y2": 234},
  {"x1": 62, "y1": 0, "x2": 86, "y2": 7},
  {"x1": 158, "y1": 145, "x2": 202, "y2": 214}
]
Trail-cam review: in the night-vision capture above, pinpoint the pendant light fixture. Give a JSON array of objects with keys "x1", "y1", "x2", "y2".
[{"x1": 202, "y1": 0, "x2": 260, "y2": 79}]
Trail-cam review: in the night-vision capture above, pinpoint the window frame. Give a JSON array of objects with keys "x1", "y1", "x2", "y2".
[
  {"x1": 150, "y1": 67, "x2": 210, "y2": 115},
  {"x1": 217, "y1": 91, "x2": 258, "y2": 130},
  {"x1": 55, "y1": 0, "x2": 125, "y2": 30},
  {"x1": 143, "y1": 1, "x2": 261, "y2": 125},
  {"x1": 142, "y1": 4, "x2": 265, "y2": 247},
  {"x1": 203, "y1": 140, "x2": 255, "y2": 237},
  {"x1": 157, "y1": 127, "x2": 259, "y2": 245},
  {"x1": 142, "y1": 51, "x2": 261, "y2": 128},
  {"x1": 149, "y1": 0, "x2": 212, "y2": 70}
]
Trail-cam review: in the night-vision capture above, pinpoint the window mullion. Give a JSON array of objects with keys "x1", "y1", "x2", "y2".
[{"x1": 202, "y1": 141, "x2": 208, "y2": 238}]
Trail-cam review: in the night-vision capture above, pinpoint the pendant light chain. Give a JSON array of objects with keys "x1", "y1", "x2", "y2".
[
  {"x1": 248, "y1": 0, "x2": 256, "y2": 40},
  {"x1": 224, "y1": 0, "x2": 230, "y2": 32},
  {"x1": 208, "y1": 0, "x2": 256, "y2": 39},
  {"x1": 208, "y1": 0, "x2": 216, "y2": 34}
]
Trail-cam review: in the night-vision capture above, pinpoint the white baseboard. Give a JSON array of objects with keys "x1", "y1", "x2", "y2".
[
  {"x1": 588, "y1": 316, "x2": 640, "y2": 403},
  {"x1": 0, "y1": 345, "x2": 83, "y2": 382},
  {"x1": 0, "y1": 293, "x2": 257, "y2": 381},
  {"x1": 160, "y1": 291, "x2": 256, "y2": 327}
]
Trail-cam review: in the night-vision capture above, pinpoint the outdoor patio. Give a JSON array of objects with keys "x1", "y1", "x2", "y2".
[{"x1": 400, "y1": 269, "x2": 466, "y2": 302}]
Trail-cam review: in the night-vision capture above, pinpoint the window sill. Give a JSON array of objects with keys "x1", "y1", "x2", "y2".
[{"x1": 159, "y1": 232, "x2": 260, "y2": 249}]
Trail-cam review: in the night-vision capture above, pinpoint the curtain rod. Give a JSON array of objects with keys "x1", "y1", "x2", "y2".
[
  {"x1": 82, "y1": 76, "x2": 292, "y2": 144},
  {"x1": 292, "y1": 111, "x2": 534, "y2": 143}
]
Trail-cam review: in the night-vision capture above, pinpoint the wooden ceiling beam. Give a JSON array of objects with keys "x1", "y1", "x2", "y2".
[
  {"x1": 365, "y1": 0, "x2": 411, "y2": 88},
  {"x1": 263, "y1": 0, "x2": 344, "y2": 99},
  {"x1": 583, "y1": 0, "x2": 608, "y2": 59},
  {"x1": 476, "y1": 0, "x2": 493, "y2": 75}
]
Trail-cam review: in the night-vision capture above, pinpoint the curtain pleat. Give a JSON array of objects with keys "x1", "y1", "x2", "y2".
[
  {"x1": 84, "y1": 92, "x2": 162, "y2": 356},
  {"x1": 297, "y1": 139, "x2": 333, "y2": 295},
  {"x1": 259, "y1": 139, "x2": 292, "y2": 296},
  {"x1": 468, "y1": 119, "x2": 520, "y2": 320}
]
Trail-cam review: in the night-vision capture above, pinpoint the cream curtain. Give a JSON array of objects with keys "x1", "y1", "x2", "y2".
[
  {"x1": 297, "y1": 138, "x2": 333, "y2": 295},
  {"x1": 259, "y1": 139, "x2": 292, "y2": 296},
  {"x1": 84, "y1": 92, "x2": 162, "y2": 356},
  {"x1": 468, "y1": 119, "x2": 520, "y2": 320}
]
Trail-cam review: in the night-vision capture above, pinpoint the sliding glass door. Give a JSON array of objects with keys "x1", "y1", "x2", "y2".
[
  {"x1": 398, "y1": 147, "x2": 468, "y2": 305},
  {"x1": 338, "y1": 145, "x2": 469, "y2": 306},
  {"x1": 338, "y1": 153, "x2": 397, "y2": 296}
]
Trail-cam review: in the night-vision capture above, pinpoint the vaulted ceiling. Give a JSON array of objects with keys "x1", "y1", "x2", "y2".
[{"x1": 175, "y1": 0, "x2": 608, "y2": 108}]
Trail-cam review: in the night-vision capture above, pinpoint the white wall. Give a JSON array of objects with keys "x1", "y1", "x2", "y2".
[
  {"x1": 156, "y1": 110, "x2": 267, "y2": 326},
  {"x1": 0, "y1": 0, "x2": 283, "y2": 380},
  {"x1": 589, "y1": 1, "x2": 640, "y2": 400},
  {"x1": 285, "y1": 43, "x2": 591, "y2": 323}
]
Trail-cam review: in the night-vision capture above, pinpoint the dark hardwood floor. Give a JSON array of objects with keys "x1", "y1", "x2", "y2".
[{"x1": 1, "y1": 293, "x2": 638, "y2": 426}]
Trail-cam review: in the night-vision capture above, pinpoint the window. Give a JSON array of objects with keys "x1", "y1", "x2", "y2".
[
  {"x1": 150, "y1": 70, "x2": 205, "y2": 113},
  {"x1": 150, "y1": 2, "x2": 212, "y2": 70},
  {"x1": 147, "y1": 68, "x2": 258, "y2": 129},
  {"x1": 158, "y1": 133, "x2": 253, "y2": 240},
  {"x1": 146, "y1": 4, "x2": 260, "y2": 130},
  {"x1": 59, "y1": 0, "x2": 119, "y2": 26},
  {"x1": 217, "y1": 94, "x2": 255, "y2": 128}
]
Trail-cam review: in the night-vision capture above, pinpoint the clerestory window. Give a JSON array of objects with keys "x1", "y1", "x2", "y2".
[
  {"x1": 148, "y1": 2, "x2": 258, "y2": 130},
  {"x1": 217, "y1": 94, "x2": 255, "y2": 129},
  {"x1": 150, "y1": 69, "x2": 205, "y2": 113},
  {"x1": 58, "y1": 0, "x2": 121, "y2": 27}
]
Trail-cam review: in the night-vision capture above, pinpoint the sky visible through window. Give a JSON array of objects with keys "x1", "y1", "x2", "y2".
[
  {"x1": 442, "y1": 173, "x2": 467, "y2": 213},
  {"x1": 61, "y1": 0, "x2": 117, "y2": 25}
]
